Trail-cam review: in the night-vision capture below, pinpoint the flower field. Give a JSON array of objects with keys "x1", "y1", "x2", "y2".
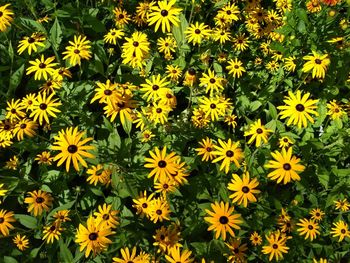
[{"x1": 0, "y1": 0, "x2": 350, "y2": 262}]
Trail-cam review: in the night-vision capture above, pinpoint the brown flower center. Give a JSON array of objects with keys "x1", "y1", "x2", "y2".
[
  {"x1": 295, "y1": 104, "x2": 305, "y2": 112},
  {"x1": 256, "y1": 128, "x2": 263, "y2": 134},
  {"x1": 36, "y1": 197, "x2": 44, "y2": 203},
  {"x1": 40, "y1": 103, "x2": 47, "y2": 110},
  {"x1": 242, "y1": 186, "x2": 250, "y2": 193},
  {"x1": 219, "y1": 216, "x2": 229, "y2": 224},
  {"x1": 88, "y1": 232, "x2": 98, "y2": 240},
  {"x1": 67, "y1": 145, "x2": 78, "y2": 153},
  {"x1": 161, "y1": 10, "x2": 168, "y2": 16},
  {"x1": 158, "y1": 160, "x2": 167, "y2": 168},
  {"x1": 226, "y1": 150, "x2": 234, "y2": 157},
  {"x1": 283, "y1": 163, "x2": 291, "y2": 170}
]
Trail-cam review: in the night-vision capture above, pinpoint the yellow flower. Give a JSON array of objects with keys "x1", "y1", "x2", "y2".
[
  {"x1": 277, "y1": 90, "x2": 319, "y2": 129},
  {"x1": 330, "y1": 221, "x2": 350, "y2": 242},
  {"x1": 13, "y1": 234, "x2": 29, "y2": 251},
  {"x1": 17, "y1": 32, "x2": 46, "y2": 55},
  {"x1": 185, "y1": 22, "x2": 211, "y2": 45},
  {"x1": 244, "y1": 119, "x2": 272, "y2": 147},
  {"x1": 334, "y1": 198, "x2": 350, "y2": 212},
  {"x1": 226, "y1": 58, "x2": 246, "y2": 78},
  {"x1": 103, "y1": 28, "x2": 125, "y2": 45},
  {"x1": 62, "y1": 35, "x2": 92, "y2": 66},
  {"x1": 204, "y1": 201, "x2": 242, "y2": 241},
  {"x1": 195, "y1": 137, "x2": 216, "y2": 162},
  {"x1": 26, "y1": 55, "x2": 58, "y2": 81},
  {"x1": 302, "y1": 51, "x2": 330, "y2": 78},
  {"x1": 30, "y1": 92, "x2": 62, "y2": 125},
  {"x1": 296, "y1": 218, "x2": 320, "y2": 241},
  {"x1": 35, "y1": 151, "x2": 54, "y2": 165},
  {"x1": 262, "y1": 231, "x2": 290, "y2": 261},
  {"x1": 165, "y1": 247, "x2": 194, "y2": 263},
  {"x1": 51, "y1": 127, "x2": 95, "y2": 172},
  {"x1": 5, "y1": 99, "x2": 26, "y2": 121},
  {"x1": 5, "y1": 156, "x2": 19, "y2": 170},
  {"x1": 0, "y1": 4, "x2": 14, "y2": 32},
  {"x1": 283, "y1": 56, "x2": 296, "y2": 72},
  {"x1": 0, "y1": 209, "x2": 15, "y2": 236},
  {"x1": 199, "y1": 69, "x2": 224, "y2": 96},
  {"x1": 250, "y1": 231, "x2": 262, "y2": 246},
  {"x1": 113, "y1": 7, "x2": 131, "y2": 28},
  {"x1": 13, "y1": 118, "x2": 38, "y2": 141},
  {"x1": 24, "y1": 190, "x2": 53, "y2": 216},
  {"x1": 147, "y1": 0, "x2": 182, "y2": 33},
  {"x1": 149, "y1": 197, "x2": 171, "y2": 223},
  {"x1": 327, "y1": 100, "x2": 346, "y2": 120},
  {"x1": 212, "y1": 139, "x2": 244, "y2": 174},
  {"x1": 42, "y1": 222, "x2": 63, "y2": 243},
  {"x1": 94, "y1": 204, "x2": 119, "y2": 229},
  {"x1": 265, "y1": 147, "x2": 305, "y2": 184}
]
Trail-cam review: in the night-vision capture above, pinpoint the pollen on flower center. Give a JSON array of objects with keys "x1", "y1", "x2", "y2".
[
  {"x1": 158, "y1": 160, "x2": 167, "y2": 168},
  {"x1": 104, "y1": 89, "x2": 112, "y2": 95},
  {"x1": 188, "y1": 68, "x2": 196, "y2": 75},
  {"x1": 341, "y1": 229, "x2": 346, "y2": 234},
  {"x1": 283, "y1": 163, "x2": 291, "y2": 170},
  {"x1": 156, "y1": 209, "x2": 162, "y2": 215},
  {"x1": 152, "y1": 85, "x2": 159, "y2": 90},
  {"x1": 50, "y1": 225, "x2": 56, "y2": 231},
  {"x1": 0, "y1": 11, "x2": 3, "y2": 17},
  {"x1": 161, "y1": 10, "x2": 168, "y2": 16},
  {"x1": 156, "y1": 108, "x2": 162, "y2": 113},
  {"x1": 133, "y1": 41, "x2": 139, "y2": 47},
  {"x1": 67, "y1": 145, "x2": 78, "y2": 153},
  {"x1": 219, "y1": 216, "x2": 228, "y2": 224},
  {"x1": 295, "y1": 104, "x2": 305, "y2": 112},
  {"x1": 28, "y1": 37, "x2": 35, "y2": 43},
  {"x1": 88, "y1": 232, "x2": 98, "y2": 240}
]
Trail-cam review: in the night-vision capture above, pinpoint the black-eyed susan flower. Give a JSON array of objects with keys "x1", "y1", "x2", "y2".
[
  {"x1": 113, "y1": 247, "x2": 144, "y2": 263},
  {"x1": 35, "y1": 151, "x2": 54, "y2": 165},
  {"x1": 30, "y1": 92, "x2": 61, "y2": 125},
  {"x1": 149, "y1": 197, "x2": 171, "y2": 223},
  {"x1": 199, "y1": 69, "x2": 224, "y2": 96},
  {"x1": 265, "y1": 147, "x2": 305, "y2": 184},
  {"x1": 90, "y1": 80, "x2": 119, "y2": 104},
  {"x1": 310, "y1": 208, "x2": 325, "y2": 222},
  {"x1": 277, "y1": 90, "x2": 319, "y2": 129},
  {"x1": 147, "y1": 0, "x2": 182, "y2": 33},
  {"x1": 244, "y1": 119, "x2": 272, "y2": 147},
  {"x1": 330, "y1": 220, "x2": 350, "y2": 242},
  {"x1": 94, "y1": 203, "x2": 119, "y2": 229},
  {"x1": 13, "y1": 118, "x2": 38, "y2": 141},
  {"x1": 0, "y1": 209, "x2": 15, "y2": 236},
  {"x1": 140, "y1": 74, "x2": 170, "y2": 102},
  {"x1": 158, "y1": 88, "x2": 177, "y2": 109},
  {"x1": 5, "y1": 99, "x2": 26, "y2": 121},
  {"x1": 153, "y1": 224, "x2": 181, "y2": 253},
  {"x1": 113, "y1": 7, "x2": 131, "y2": 28},
  {"x1": 204, "y1": 201, "x2": 242, "y2": 241},
  {"x1": 313, "y1": 259, "x2": 328, "y2": 263},
  {"x1": 103, "y1": 94, "x2": 137, "y2": 125},
  {"x1": 302, "y1": 51, "x2": 330, "y2": 79},
  {"x1": 62, "y1": 35, "x2": 92, "y2": 66},
  {"x1": 226, "y1": 58, "x2": 246, "y2": 78},
  {"x1": 198, "y1": 96, "x2": 227, "y2": 121},
  {"x1": 13, "y1": 234, "x2": 29, "y2": 251},
  {"x1": 266, "y1": 60, "x2": 280, "y2": 72},
  {"x1": 283, "y1": 56, "x2": 296, "y2": 72},
  {"x1": 39, "y1": 78, "x2": 63, "y2": 94},
  {"x1": 20, "y1": 93, "x2": 37, "y2": 112},
  {"x1": 306, "y1": 0, "x2": 322, "y2": 13},
  {"x1": 53, "y1": 67, "x2": 72, "y2": 81},
  {"x1": 334, "y1": 198, "x2": 350, "y2": 212},
  {"x1": 224, "y1": 112, "x2": 238, "y2": 128},
  {"x1": 75, "y1": 216, "x2": 114, "y2": 258},
  {"x1": 121, "y1": 31, "x2": 150, "y2": 68},
  {"x1": 157, "y1": 36, "x2": 177, "y2": 56},
  {"x1": 250, "y1": 231, "x2": 262, "y2": 246},
  {"x1": 212, "y1": 139, "x2": 244, "y2": 174},
  {"x1": 195, "y1": 137, "x2": 216, "y2": 162},
  {"x1": 166, "y1": 64, "x2": 182, "y2": 82},
  {"x1": 278, "y1": 136, "x2": 293, "y2": 148},
  {"x1": 53, "y1": 210, "x2": 71, "y2": 223},
  {"x1": 42, "y1": 222, "x2": 63, "y2": 244},
  {"x1": 262, "y1": 231, "x2": 289, "y2": 261},
  {"x1": 5, "y1": 155, "x2": 19, "y2": 170},
  {"x1": 0, "y1": 4, "x2": 14, "y2": 32},
  {"x1": 224, "y1": 238, "x2": 247, "y2": 262},
  {"x1": 17, "y1": 32, "x2": 46, "y2": 55},
  {"x1": 185, "y1": 22, "x2": 211, "y2": 45},
  {"x1": 141, "y1": 130, "x2": 155, "y2": 143},
  {"x1": 218, "y1": 2, "x2": 240, "y2": 23},
  {"x1": 227, "y1": 172, "x2": 260, "y2": 207},
  {"x1": 154, "y1": 176, "x2": 177, "y2": 196},
  {"x1": 327, "y1": 100, "x2": 346, "y2": 120},
  {"x1": 51, "y1": 127, "x2": 95, "y2": 172},
  {"x1": 232, "y1": 33, "x2": 250, "y2": 51},
  {"x1": 132, "y1": 191, "x2": 155, "y2": 217},
  {"x1": 212, "y1": 28, "x2": 231, "y2": 44},
  {"x1": 24, "y1": 190, "x2": 53, "y2": 216},
  {"x1": 144, "y1": 147, "x2": 178, "y2": 181},
  {"x1": 26, "y1": 55, "x2": 57, "y2": 81},
  {"x1": 0, "y1": 183, "x2": 8, "y2": 204},
  {"x1": 296, "y1": 218, "x2": 320, "y2": 241},
  {"x1": 136, "y1": 1, "x2": 155, "y2": 20},
  {"x1": 104, "y1": 28, "x2": 125, "y2": 45},
  {"x1": 165, "y1": 247, "x2": 194, "y2": 263}
]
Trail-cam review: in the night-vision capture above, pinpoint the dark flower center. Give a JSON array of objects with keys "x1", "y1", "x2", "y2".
[
  {"x1": 238, "y1": 39, "x2": 243, "y2": 43},
  {"x1": 102, "y1": 214, "x2": 110, "y2": 220},
  {"x1": 256, "y1": 128, "x2": 263, "y2": 134},
  {"x1": 20, "y1": 123, "x2": 27, "y2": 129},
  {"x1": 156, "y1": 209, "x2": 162, "y2": 215},
  {"x1": 188, "y1": 68, "x2": 196, "y2": 75},
  {"x1": 166, "y1": 93, "x2": 172, "y2": 98},
  {"x1": 36, "y1": 197, "x2": 44, "y2": 203},
  {"x1": 74, "y1": 49, "x2": 80, "y2": 54},
  {"x1": 144, "y1": 134, "x2": 150, "y2": 138},
  {"x1": 295, "y1": 104, "x2": 305, "y2": 112},
  {"x1": 234, "y1": 65, "x2": 239, "y2": 69},
  {"x1": 67, "y1": 145, "x2": 78, "y2": 153},
  {"x1": 161, "y1": 10, "x2": 168, "y2": 16},
  {"x1": 28, "y1": 37, "x2": 35, "y2": 43},
  {"x1": 11, "y1": 109, "x2": 16, "y2": 113},
  {"x1": 341, "y1": 229, "x2": 346, "y2": 234},
  {"x1": 210, "y1": 103, "x2": 216, "y2": 109},
  {"x1": 88, "y1": 232, "x2": 98, "y2": 240},
  {"x1": 40, "y1": 103, "x2": 47, "y2": 110},
  {"x1": 226, "y1": 150, "x2": 234, "y2": 157},
  {"x1": 50, "y1": 225, "x2": 56, "y2": 231},
  {"x1": 104, "y1": 89, "x2": 112, "y2": 95},
  {"x1": 209, "y1": 78, "x2": 216, "y2": 83},
  {"x1": 118, "y1": 14, "x2": 124, "y2": 19},
  {"x1": 0, "y1": 12, "x2": 3, "y2": 17},
  {"x1": 160, "y1": 234, "x2": 165, "y2": 240},
  {"x1": 156, "y1": 108, "x2": 162, "y2": 113},
  {"x1": 158, "y1": 160, "x2": 167, "y2": 168},
  {"x1": 117, "y1": 102, "x2": 125, "y2": 108},
  {"x1": 39, "y1": 63, "x2": 46, "y2": 69},
  {"x1": 206, "y1": 147, "x2": 212, "y2": 152},
  {"x1": 142, "y1": 203, "x2": 148, "y2": 208},
  {"x1": 28, "y1": 100, "x2": 33, "y2": 105},
  {"x1": 133, "y1": 41, "x2": 139, "y2": 47},
  {"x1": 111, "y1": 32, "x2": 116, "y2": 36},
  {"x1": 273, "y1": 244, "x2": 278, "y2": 249},
  {"x1": 283, "y1": 163, "x2": 291, "y2": 170},
  {"x1": 219, "y1": 216, "x2": 229, "y2": 224},
  {"x1": 233, "y1": 248, "x2": 239, "y2": 254},
  {"x1": 242, "y1": 186, "x2": 250, "y2": 193},
  {"x1": 316, "y1": 212, "x2": 320, "y2": 216},
  {"x1": 308, "y1": 225, "x2": 314, "y2": 230},
  {"x1": 195, "y1": 29, "x2": 201, "y2": 34},
  {"x1": 152, "y1": 85, "x2": 159, "y2": 90},
  {"x1": 226, "y1": 10, "x2": 232, "y2": 15},
  {"x1": 283, "y1": 138, "x2": 288, "y2": 142},
  {"x1": 0, "y1": 217, "x2": 4, "y2": 223},
  {"x1": 315, "y1": 59, "x2": 322, "y2": 64},
  {"x1": 4, "y1": 124, "x2": 10, "y2": 130},
  {"x1": 163, "y1": 184, "x2": 169, "y2": 189}
]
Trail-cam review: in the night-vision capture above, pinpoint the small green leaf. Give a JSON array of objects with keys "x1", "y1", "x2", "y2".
[
  {"x1": 59, "y1": 239, "x2": 74, "y2": 263},
  {"x1": 4, "y1": 256, "x2": 18, "y2": 263},
  {"x1": 8, "y1": 64, "x2": 25, "y2": 97},
  {"x1": 268, "y1": 102, "x2": 278, "y2": 119},
  {"x1": 49, "y1": 18, "x2": 63, "y2": 50},
  {"x1": 15, "y1": 214, "x2": 38, "y2": 229}
]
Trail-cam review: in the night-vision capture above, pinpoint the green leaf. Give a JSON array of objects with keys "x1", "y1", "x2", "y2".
[
  {"x1": 47, "y1": 201, "x2": 76, "y2": 219},
  {"x1": 8, "y1": 41, "x2": 14, "y2": 62},
  {"x1": 122, "y1": 117, "x2": 132, "y2": 135},
  {"x1": 8, "y1": 64, "x2": 25, "y2": 97},
  {"x1": 268, "y1": 102, "x2": 278, "y2": 119},
  {"x1": 20, "y1": 18, "x2": 47, "y2": 33},
  {"x1": 250, "y1": 101, "x2": 262, "y2": 111},
  {"x1": 4, "y1": 256, "x2": 18, "y2": 263},
  {"x1": 49, "y1": 18, "x2": 63, "y2": 50},
  {"x1": 59, "y1": 239, "x2": 74, "y2": 263},
  {"x1": 14, "y1": 214, "x2": 38, "y2": 229}
]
